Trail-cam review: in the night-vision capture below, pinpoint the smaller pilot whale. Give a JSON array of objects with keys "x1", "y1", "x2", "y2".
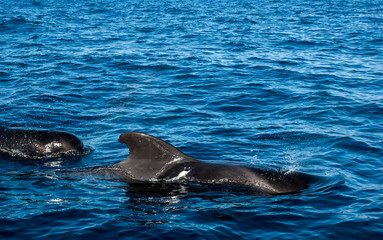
[
  {"x1": 89, "y1": 132, "x2": 315, "y2": 194},
  {"x1": 0, "y1": 126, "x2": 87, "y2": 159}
]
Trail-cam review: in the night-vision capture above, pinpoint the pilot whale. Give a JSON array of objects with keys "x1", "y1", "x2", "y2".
[
  {"x1": 89, "y1": 132, "x2": 314, "y2": 194},
  {"x1": 0, "y1": 126, "x2": 87, "y2": 159}
]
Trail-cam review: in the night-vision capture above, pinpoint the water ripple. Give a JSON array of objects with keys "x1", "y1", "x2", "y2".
[{"x1": 1, "y1": 0, "x2": 383, "y2": 239}]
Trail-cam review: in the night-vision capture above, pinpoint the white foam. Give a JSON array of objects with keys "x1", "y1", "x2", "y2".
[{"x1": 168, "y1": 169, "x2": 191, "y2": 182}]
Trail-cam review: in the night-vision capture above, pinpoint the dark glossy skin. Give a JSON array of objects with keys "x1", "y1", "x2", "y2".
[
  {"x1": 92, "y1": 132, "x2": 315, "y2": 194},
  {"x1": 0, "y1": 126, "x2": 86, "y2": 159}
]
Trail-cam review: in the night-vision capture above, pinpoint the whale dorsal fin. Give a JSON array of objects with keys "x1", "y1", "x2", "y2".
[{"x1": 117, "y1": 132, "x2": 197, "y2": 180}]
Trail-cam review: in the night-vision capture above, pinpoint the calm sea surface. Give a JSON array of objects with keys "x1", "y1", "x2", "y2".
[{"x1": 1, "y1": 0, "x2": 383, "y2": 239}]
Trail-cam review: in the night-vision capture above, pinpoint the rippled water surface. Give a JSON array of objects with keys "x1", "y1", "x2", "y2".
[{"x1": 1, "y1": 0, "x2": 383, "y2": 239}]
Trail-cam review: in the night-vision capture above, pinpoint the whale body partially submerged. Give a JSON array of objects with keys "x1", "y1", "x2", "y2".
[
  {"x1": 89, "y1": 132, "x2": 315, "y2": 195},
  {"x1": 0, "y1": 126, "x2": 88, "y2": 159}
]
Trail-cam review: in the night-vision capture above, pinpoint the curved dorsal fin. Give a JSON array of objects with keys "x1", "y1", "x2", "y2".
[{"x1": 117, "y1": 132, "x2": 196, "y2": 180}]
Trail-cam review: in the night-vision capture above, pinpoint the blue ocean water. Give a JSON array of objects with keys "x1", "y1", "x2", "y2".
[{"x1": 1, "y1": 0, "x2": 383, "y2": 239}]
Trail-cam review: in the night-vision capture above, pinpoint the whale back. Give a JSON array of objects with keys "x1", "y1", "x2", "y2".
[{"x1": 117, "y1": 132, "x2": 197, "y2": 180}]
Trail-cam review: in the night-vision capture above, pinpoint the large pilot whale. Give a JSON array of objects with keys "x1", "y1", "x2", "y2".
[
  {"x1": 0, "y1": 126, "x2": 88, "y2": 159},
  {"x1": 88, "y1": 132, "x2": 315, "y2": 194}
]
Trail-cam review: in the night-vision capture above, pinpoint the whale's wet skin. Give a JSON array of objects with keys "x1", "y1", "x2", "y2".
[
  {"x1": 0, "y1": 126, "x2": 90, "y2": 159},
  {"x1": 84, "y1": 132, "x2": 316, "y2": 195},
  {"x1": 0, "y1": 128, "x2": 314, "y2": 194}
]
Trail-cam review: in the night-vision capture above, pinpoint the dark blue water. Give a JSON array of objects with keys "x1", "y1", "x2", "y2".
[{"x1": 1, "y1": 0, "x2": 383, "y2": 239}]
